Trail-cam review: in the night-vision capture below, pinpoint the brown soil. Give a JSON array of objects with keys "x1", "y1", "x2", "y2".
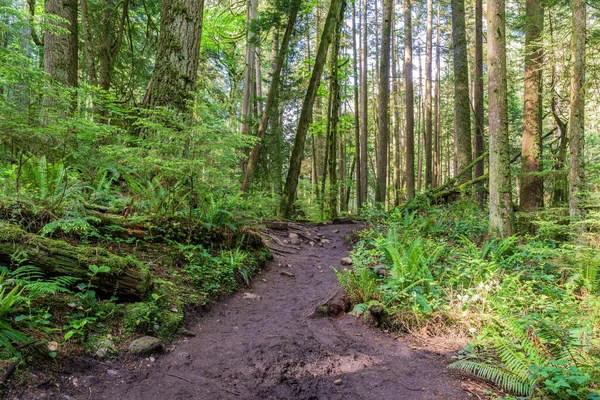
[{"x1": 9, "y1": 223, "x2": 475, "y2": 400}]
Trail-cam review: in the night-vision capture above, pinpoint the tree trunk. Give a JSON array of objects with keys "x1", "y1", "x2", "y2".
[
  {"x1": 0, "y1": 225, "x2": 151, "y2": 300},
  {"x1": 240, "y1": 0, "x2": 258, "y2": 138},
  {"x1": 404, "y1": 0, "x2": 415, "y2": 200},
  {"x1": 241, "y1": 0, "x2": 302, "y2": 192},
  {"x1": 424, "y1": 0, "x2": 433, "y2": 189},
  {"x1": 473, "y1": 0, "x2": 485, "y2": 205},
  {"x1": 44, "y1": 0, "x2": 78, "y2": 109},
  {"x1": 392, "y1": 18, "x2": 402, "y2": 206},
  {"x1": 98, "y1": 0, "x2": 129, "y2": 93},
  {"x1": 433, "y1": 1, "x2": 441, "y2": 188},
  {"x1": 451, "y1": 0, "x2": 472, "y2": 183},
  {"x1": 325, "y1": 4, "x2": 344, "y2": 219},
  {"x1": 568, "y1": 0, "x2": 586, "y2": 223},
  {"x1": 519, "y1": 0, "x2": 544, "y2": 212},
  {"x1": 145, "y1": 0, "x2": 204, "y2": 113},
  {"x1": 280, "y1": 0, "x2": 345, "y2": 218},
  {"x1": 375, "y1": 0, "x2": 392, "y2": 205},
  {"x1": 359, "y1": 0, "x2": 369, "y2": 207},
  {"x1": 487, "y1": 0, "x2": 513, "y2": 238},
  {"x1": 352, "y1": 0, "x2": 362, "y2": 211}
]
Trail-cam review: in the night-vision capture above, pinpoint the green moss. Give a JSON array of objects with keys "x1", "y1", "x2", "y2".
[
  {"x1": 157, "y1": 310, "x2": 183, "y2": 339},
  {"x1": 0, "y1": 223, "x2": 26, "y2": 242}
]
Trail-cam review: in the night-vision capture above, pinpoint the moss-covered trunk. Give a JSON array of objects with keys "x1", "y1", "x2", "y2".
[{"x1": 0, "y1": 224, "x2": 151, "y2": 300}]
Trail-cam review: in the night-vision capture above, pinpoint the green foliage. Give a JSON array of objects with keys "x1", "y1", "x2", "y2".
[
  {"x1": 338, "y1": 199, "x2": 600, "y2": 396},
  {"x1": 450, "y1": 316, "x2": 600, "y2": 398}
]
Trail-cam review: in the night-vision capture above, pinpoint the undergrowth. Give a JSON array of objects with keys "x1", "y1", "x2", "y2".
[{"x1": 337, "y1": 199, "x2": 600, "y2": 399}]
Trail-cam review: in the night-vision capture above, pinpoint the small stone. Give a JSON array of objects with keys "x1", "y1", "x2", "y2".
[
  {"x1": 129, "y1": 336, "x2": 162, "y2": 356},
  {"x1": 341, "y1": 257, "x2": 353, "y2": 265},
  {"x1": 334, "y1": 379, "x2": 343, "y2": 385},
  {"x1": 316, "y1": 265, "x2": 322, "y2": 269},
  {"x1": 243, "y1": 292, "x2": 261, "y2": 300},
  {"x1": 280, "y1": 271, "x2": 295, "y2": 278},
  {"x1": 106, "y1": 369, "x2": 119, "y2": 377},
  {"x1": 377, "y1": 269, "x2": 389, "y2": 277},
  {"x1": 149, "y1": 357, "x2": 156, "y2": 362},
  {"x1": 332, "y1": 229, "x2": 340, "y2": 233},
  {"x1": 94, "y1": 337, "x2": 116, "y2": 358},
  {"x1": 261, "y1": 278, "x2": 267, "y2": 282},
  {"x1": 288, "y1": 233, "x2": 301, "y2": 245},
  {"x1": 320, "y1": 239, "x2": 331, "y2": 244},
  {"x1": 180, "y1": 330, "x2": 196, "y2": 337},
  {"x1": 309, "y1": 241, "x2": 316, "y2": 247}
]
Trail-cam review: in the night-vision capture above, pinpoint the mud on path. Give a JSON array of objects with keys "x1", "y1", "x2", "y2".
[{"x1": 13, "y1": 223, "x2": 474, "y2": 400}]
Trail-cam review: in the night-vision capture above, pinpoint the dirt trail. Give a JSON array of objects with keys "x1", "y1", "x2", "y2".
[{"x1": 15, "y1": 223, "x2": 472, "y2": 400}]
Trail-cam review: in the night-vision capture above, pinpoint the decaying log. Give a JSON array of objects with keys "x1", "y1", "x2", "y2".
[{"x1": 0, "y1": 223, "x2": 151, "y2": 300}]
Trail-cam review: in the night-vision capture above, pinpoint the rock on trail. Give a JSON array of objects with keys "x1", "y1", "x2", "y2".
[{"x1": 12, "y1": 223, "x2": 472, "y2": 400}]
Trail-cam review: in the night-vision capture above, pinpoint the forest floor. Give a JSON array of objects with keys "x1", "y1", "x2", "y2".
[{"x1": 8, "y1": 222, "x2": 487, "y2": 400}]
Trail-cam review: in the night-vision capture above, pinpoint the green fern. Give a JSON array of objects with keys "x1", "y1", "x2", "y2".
[
  {"x1": 449, "y1": 360, "x2": 534, "y2": 396},
  {"x1": 334, "y1": 266, "x2": 378, "y2": 305},
  {"x1": 450, "y1": 316, "x2": 599, "y2": 397}
]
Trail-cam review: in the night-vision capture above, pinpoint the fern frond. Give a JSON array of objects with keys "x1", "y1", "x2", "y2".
[{"x1": 449, "y1": 360, "x2": 534, "y2": 396}]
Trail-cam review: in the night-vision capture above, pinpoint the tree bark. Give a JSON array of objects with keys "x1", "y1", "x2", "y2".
[
  {"x1": 473, "y1": 0, "x2": 485, "y2": 205},
  {"x1": 352, "y1": 0, "x2": 362, "y2": 211},
  {"x1": 358, "y1": 0, "x2": 369, "y2": 207},
  {"x1": 404, "y1": 0, "x2": 415, "y2": 200},
  {"x1": 43, "y1": 0, "x2": 78, "y2": 110},
  {"x1": 280, "y1": 0, "x2": 345, "y2": 218},
  {"x1": 568, "y1": 0, "x2": 586, "y2": 223},
  {"x1": 519, "y1": 0, "x2": 544, "y2": 212},
  {"x1": 325, "y1": 3, "x2": 345, "y2": 218},
  {"x1": 240, "y1": 0, "x2": 258, "y2": 138},
  {"x1": 433, "y1": 1, "x2": 441, "y2": 188},
  {"x1": 424, "y1": 0, "x2": 433, "y2": 189},
  {"x1": 241, "y1": 0, "x2": 302, "y2": 192},
  {"x1": 98, "y1": 0, "x2": 129, "y2": 92},
  {"x1": 145, "y1": 0, "x2": 204, "y2": 113},
  {"x1": 451, "y1": 0, "x2": 472, "y2": 183},
  {"x1": 0, "y1": 225, "x2": 151, "y2": 300},
  {"x1": 375, "y1": 0, "x2": 392, "y2": 205},
  {"x1": 487, "y1": 0, "x2": 513, "y2": 237}
]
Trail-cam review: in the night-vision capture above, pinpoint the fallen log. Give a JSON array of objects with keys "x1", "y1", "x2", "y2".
[{"x1": 0, "y1": 223, "x2": 151, "y2": 300}]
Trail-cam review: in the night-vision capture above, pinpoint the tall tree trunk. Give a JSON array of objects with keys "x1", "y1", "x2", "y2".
[
  {"x1": 487, "y1": 0, "x2": 513, "y2": 237},
  {"x1": 519, "y1": 0, "x2": 544, "y2": 212},
  {"x1": 404, "y1": 0, "x2": 415, "y2": 200},
  {"x1": 145, "y1": 0, "x2": 204, "y2": 113},
  {"x1": 44, "y1": 0, "x2": 78, "y2": 108},
  {"x1": 359, "y1": 0, "x2": 369, "y2": 207},
  {"x1": 98, "y1": 0, "x2": 129, "y2": 92},
  {"x1": 473, "y1": 0, "x2": 485, "y2": 205},
  {"x1": 325, "y1": 2, "x2": 345, "y2": 218},
  {"x1": 549, "y1": 13, "x2": 568, "y2": 207},
  {"x1": 451, "y1": 0, "x2": 472, "y2": 183},
  {"x1": 568, "y1": 0, "x2": 586, "y2": 223},
  {"x1": 424, "y1": 0, "x2": 433, "y2": 189},
  {"x1": 352, "y1": 0, "x2": 362, "y2": 211},
  {"x1": 433, "y1": 1, "x2": 441, "y2": 188},
  {"x1": 240, "y1": 0, "x2": 258, "y2": 138},
  {"x1": 375, "y1": 0, "x2": 392, "y2": 205},
  {"x1": 280, "y1": 0, "x2": 345, "y2": 218},
  {"x1": 241, "y1": 0, "x2": 302, "y2": 192},
  {"x1": 80, "y1": 0, "x2": 98, "y2": 87},
  {"x1": 392, "y1": 18, "x2": 402, "y2": 206},
  {"x1": 416, "y1": 44, "x2": 423, "y2": 192}
]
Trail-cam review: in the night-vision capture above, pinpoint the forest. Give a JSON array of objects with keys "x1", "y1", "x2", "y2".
[{"x1": 0, "y1": 0, "x2": 599, "y2": 398}]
